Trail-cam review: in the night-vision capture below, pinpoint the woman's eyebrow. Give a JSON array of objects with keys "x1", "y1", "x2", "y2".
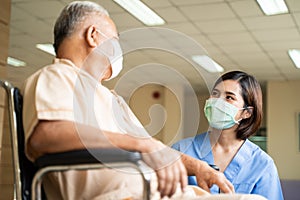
[
  {"x1": 225, "y1": 91, "x2": 237, "y2": 96},
  {"x1": 212, "y1": 88, "x2": 219, "y2": 92}
]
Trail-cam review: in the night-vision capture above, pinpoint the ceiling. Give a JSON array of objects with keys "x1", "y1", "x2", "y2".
[{"x1": 7, "y1": 0, "x2": 300, "y2": 96}]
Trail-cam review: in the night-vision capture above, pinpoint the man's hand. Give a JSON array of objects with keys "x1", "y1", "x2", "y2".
[{"x1": 141, "y1": 139, "x2": 187, "y2": 197}]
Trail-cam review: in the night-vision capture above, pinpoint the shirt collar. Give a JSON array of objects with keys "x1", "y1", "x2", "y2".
[
  {"x1": 193, "y1": 132, "x2": 214, "y2": 164},
  {"x1": 224, "y1": 139, "x2": 252, "y2": 181},
  {"x1": 53, "y1": 58, "x2": 77, "y2": 68}
]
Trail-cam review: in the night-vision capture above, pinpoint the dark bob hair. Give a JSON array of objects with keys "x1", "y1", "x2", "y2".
[{"x1": 213, "y1": 71, "x2": 263, "y2": 140}]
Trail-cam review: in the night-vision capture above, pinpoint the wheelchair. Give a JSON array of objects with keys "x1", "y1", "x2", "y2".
[{"x1": 0, "y1": 80, "x2": 151, "y2": 200}]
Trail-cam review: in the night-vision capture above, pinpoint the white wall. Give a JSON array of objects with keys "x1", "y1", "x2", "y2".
[
  {"x1": 162, "y1": 85, "x2": 183, "y2": 146},
  {"x1": 197, "y1": 94, "x2": 210, "y2": 134},
  {"x1": 267, "y1": 80, "x2": 300, "y2": 180},
  {"x1": 128, "y1": 84, "x2": 202, "y2": 146},
  {"x1": 0, "y1": 0, "x2": 13, "y2": 198},
  {"x1": 129, "y1": 84, "x2": 165, "y2": 141}
]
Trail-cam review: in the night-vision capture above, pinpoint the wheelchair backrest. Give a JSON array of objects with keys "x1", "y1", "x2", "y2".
[{"x1": 0, "y1": 80, "x2": 37, "y2": 200}]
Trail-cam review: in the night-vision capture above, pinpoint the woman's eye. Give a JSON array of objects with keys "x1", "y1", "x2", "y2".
[
  {"x1": 211, "y1": 91, "x2": 219, "y2": 97},
  {"x1": 226, "y1": 96, "x2": 234, "y2": 100}
]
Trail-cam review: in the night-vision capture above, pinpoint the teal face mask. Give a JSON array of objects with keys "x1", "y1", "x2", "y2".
[{"x1": 204, "y1": 98, "x2": 243, "y2": 130}]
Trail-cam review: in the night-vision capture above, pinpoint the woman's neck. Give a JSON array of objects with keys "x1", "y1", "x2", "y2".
[
  {"x1": 208, "y1": 128, "x2": 245, "y2": 172},
  {"x1": 209, "y1": 127, "x2": 244, "y2": 151}
]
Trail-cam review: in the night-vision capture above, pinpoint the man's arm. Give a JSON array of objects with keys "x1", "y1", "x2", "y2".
[
  {"x1": 28, "y1": 120, "x2": 187, "y2": 198},
  {"x1": 28, "y1": 120, "x2": 123, "y2": 159},
  {"x1": 180, "y1": 153, "x2": 235, "y2": 193}
]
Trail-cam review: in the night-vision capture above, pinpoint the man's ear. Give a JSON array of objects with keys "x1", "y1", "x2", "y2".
[{"x1": 86, "y1": 25, "x2": 98, "y2": 48}]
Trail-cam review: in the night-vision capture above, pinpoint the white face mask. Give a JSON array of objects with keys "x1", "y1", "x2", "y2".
[
  {"x1": 95, "y1": 29, "x2": 123, "y2": 80},
  {"x1": 204, "y1": 98, "x2": 245, "y2": 130},
  {"x1": 95, "y1": 38, "x2": 123, "y2": 81},
  {"x1": 108, "y1": 52, "x2": 123, "y2": 80}
]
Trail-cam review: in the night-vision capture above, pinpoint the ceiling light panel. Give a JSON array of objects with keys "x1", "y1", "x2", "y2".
[
  {"x1": 36, "y1": 44, "x2": 56, "y2": 56},
  {"x1": 113, "y1": 0, "x2": 165, "y2": 26},
  {"x1": 288, "y1": 49, "x2": 300, "y2": 69},
  {"x1": 7, "y1": 57, "x2": 26, "y2": 67},
  {"x1": 256, "y1": 0, "x2": 289, "y2": 15},
  {"x1": 192, "y1": 55, "x2": 224, "y2": 73}
]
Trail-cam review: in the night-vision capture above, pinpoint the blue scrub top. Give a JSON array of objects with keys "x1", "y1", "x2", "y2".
[{"x1": 172, "y1": 132, "x2": 284, "y2": 200}]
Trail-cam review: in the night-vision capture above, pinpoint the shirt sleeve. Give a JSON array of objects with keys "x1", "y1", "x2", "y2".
[
  {"x1": 252, "y1": 160, "x2": 284, "y2": 200},
  {"x1": 22, "y1": 65, "x2": 78, "y2": 161},
  {"x1": 35, "y1": 66, "x2": 77, "y2": 121}
]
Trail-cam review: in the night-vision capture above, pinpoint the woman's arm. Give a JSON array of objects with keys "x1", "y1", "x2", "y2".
[
  {"x1": 252, "y1": 163, "x2": 284, "y2": 200},
  {"x1": 180, "y1": 153, "x2": 235, "y2": 193}
]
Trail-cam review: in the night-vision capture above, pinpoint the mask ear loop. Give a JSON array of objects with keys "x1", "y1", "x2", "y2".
[
  {"x1": 235, "y1": 118, "x2": 243, "y2": 125},
  {"x1": 236, "y1": 105, "x2": 251, "y2": 124},
  {"x1": 244, "y1": 105, "x2": 254, "y2": 113},
  {"x1": 239, "y1": 105, "x2": 254, "y2": 124}
]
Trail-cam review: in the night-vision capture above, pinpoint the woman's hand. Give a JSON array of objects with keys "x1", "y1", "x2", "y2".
[
  {"x1": 195, "y1": 163, "x2": 234, "y2": 193},
  {"x1": 180, "y1": 154, "x2": 235, "y2": 193}
]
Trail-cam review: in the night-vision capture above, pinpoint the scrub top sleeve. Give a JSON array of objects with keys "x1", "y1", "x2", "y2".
[{"x1": 252, "y1": 162, "x2": 284, "y2": 200}]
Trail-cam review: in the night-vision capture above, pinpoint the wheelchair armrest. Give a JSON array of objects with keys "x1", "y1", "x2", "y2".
[
  {"x1": 33, "y1": 149, "x2": 151, "y2": 200},
  {"x1": 34, "y1": 148, "x2": 142, "y2": 168}
]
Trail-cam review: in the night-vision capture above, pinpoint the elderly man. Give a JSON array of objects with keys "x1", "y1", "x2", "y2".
[{"x1": 22, "y1": 1, "x2": 266, "y2": 200}]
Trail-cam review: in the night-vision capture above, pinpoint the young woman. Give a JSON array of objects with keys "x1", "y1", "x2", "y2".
[{"x1": 172, "y1": 71, "x2": 283, "y2": 200}]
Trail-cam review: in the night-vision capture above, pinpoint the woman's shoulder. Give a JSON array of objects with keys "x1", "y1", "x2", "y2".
[
  {"x1": 245, "y1": 139, "x2": 275, "y2": 165},
  {"x1": 172, "y1": 132, "x2": 207, "y2": 150}
]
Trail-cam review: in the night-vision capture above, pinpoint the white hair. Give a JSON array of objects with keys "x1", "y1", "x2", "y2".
[{"x1": 53, "y1": 1, "x2": 109, "y2": 53}]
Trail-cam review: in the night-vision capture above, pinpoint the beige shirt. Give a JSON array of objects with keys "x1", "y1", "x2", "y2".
[
  {"x1": 22, "y1": 58, "x2": 148, "y2": 161},
  {"x1": 22, "y1": 58, "x2": 151, "y2": 200}
]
